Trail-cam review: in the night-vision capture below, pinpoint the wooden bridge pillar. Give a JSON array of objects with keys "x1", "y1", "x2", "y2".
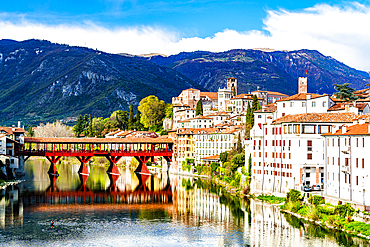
[
  {"x1": 46, "y1": 156, "x2": 61, "y2": 176},
  {"x1": 106, "y1": 156, "x2": 121, "y2": 175},
  {"x1": 76, "y1": 156, "x2": 92, "y2": 175},
  {"x1": 134, "y1": 156, "x2": 151, "y2": 175}
]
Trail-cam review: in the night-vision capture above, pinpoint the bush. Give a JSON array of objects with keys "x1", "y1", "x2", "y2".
[
  {"x1": 298, "y1": 206, "x2": 320, "y2": 221},
  {"x1": 308, "y1": 195, "x2": 325, "y2": 206},
  {"x1": 317, "y1": 204, "x2": 335, "y2": 215},
  {"x1": 286, "y1": 189, "x2": 303, "y2": 202},
  {"x1": 281, "y1": 201, "x2": 302, "y2": 213},
  {"x1": 334, "y1": 203, "x2": 355, "y2": 218}
]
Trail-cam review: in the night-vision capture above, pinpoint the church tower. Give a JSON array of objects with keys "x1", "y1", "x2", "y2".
[
  {"x1": 298, "y1": 77, "x2": 307, "y2": 94},
  {"x1": 227, "y1": 77, "x2": 237, "y2": 96}
]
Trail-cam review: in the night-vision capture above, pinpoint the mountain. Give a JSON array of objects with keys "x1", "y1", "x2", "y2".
[
  {"x1": 144, "y1": 49, "x2": 370, "y2": 95},
  {"x1": 0, "y1": 39, "x2": 204, "y2": 126}
]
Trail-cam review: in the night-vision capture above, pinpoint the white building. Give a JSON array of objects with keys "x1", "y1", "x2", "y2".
[{"x1": 323, "y1": 117, "x2": 370, "y2": 209}]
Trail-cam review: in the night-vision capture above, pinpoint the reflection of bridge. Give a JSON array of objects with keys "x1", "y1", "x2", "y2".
[
  {"x1": 19, "y1": 137, "x2": 173, "y2": 176},
  {"x1": 25, "y1": 172, "x2": 173, "y2": 206}
]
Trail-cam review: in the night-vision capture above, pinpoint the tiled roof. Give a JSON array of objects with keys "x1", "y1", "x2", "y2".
[
  {"x1": 328, "y1": 103, "x2": 368, "y2": 111},
  {"x1": 116, "y1": 131, "x2": 132, "y2": 137},
  {"x1": 0, "y1": 127, "x2": 25, "y2": 134},
  {"x1": 189, "y1": 115, "x2": 212, "y2": 120},
  {"x1": 205, "y1": 111, "x2": 230, "y2": 117},
  {"x1": 357, "y1": 96, "x2": 370, "y2": 102},
  {"x1": 330, "y1": 97, "x2": 346, "y2": 102},
  {"x1": 201, "y1": 155, "x2": 220, "y2": 160},
  {"x1": 255, "y1": 104, "x2": 277, "y2": 113},
  {"x1": 231, "y1": 94, "x2": 253, "y2": 100},
  {"x1": 272, "y1": 112, "x2": 357, "y2": 125},
  {"x1": 323, "y1": 123, "x2": 370, "y2": 136},
  {"x1": 354, "y1": 88, "x2": 370, "y2": 94},
  {"x1": 177, "y1": 119, "x2": 190, "y2": 123},
  {"x1": 24, "y1": 137, "x2": 173, "y2": 144},
  {"x1": 252, "y1": 90, "x2": 289, "y2": 97},
  {"x1": 200, "y1": 92, "x2": 218, "y2": 100},
  {"x1": 106, "y1": 129, "x2": 122, "y2": 136},
  {"x1": 184, "y1": 88, "x2": 199, "y2": 91},
  {"x1": 276, "y1": 93, "x2": 326, "y2": 102}
]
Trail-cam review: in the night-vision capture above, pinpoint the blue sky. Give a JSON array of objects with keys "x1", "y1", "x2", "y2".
[{"x1": 1, "y1": 1, "x2": 370, "y2": 70}]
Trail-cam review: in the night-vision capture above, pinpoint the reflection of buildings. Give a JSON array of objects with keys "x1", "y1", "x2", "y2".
[{"x1": 0, "y1": 185, "x2": 23, "y2": 229}]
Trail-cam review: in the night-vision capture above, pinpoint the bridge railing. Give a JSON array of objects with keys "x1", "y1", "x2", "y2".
[{"x1": 18, "y1": 149, "x2": 173, "y2": 157}]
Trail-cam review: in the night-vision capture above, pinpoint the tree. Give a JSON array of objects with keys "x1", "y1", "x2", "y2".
[
  {"x1": 236, "y1": 132, "x2": 243, "y2": 153},
  {"x1": 110, "y1": 110, "x2": 128, "y2": 130},
  {"x1": 27, "y1": 126, "x2": 35, "y2": 137},
  {"x1": 196, "y1": 100, "x2": 203, "y2": 116},
  {"x1": 133, "y1": 108, "x2": 144, "y2": 130},
  {"x1": 36, "y1": 121, "x2": 73, "y2": 137},
  {"x1": 220, "y1": 152, "x2": 228, "y2": 164},
  {"x1": 230, "y1": 153, "x2": 245, "y2": 172},
  {"x1": 138, "y1": 95, "x2": 166, "y2": 128},
  {"x1": 165, "y1": 103, "x2": 173, "y2": 119},
  {"x1": 248, "y1": 154, "x2": 252, "y2": 175},
  {"x1": 334, "y1": 83, "x2": 358, "y2": 101},
  {"x1": 88, "y1": 114, "x2": 93, "y2": 137},
  {"x1": 73, "y1": 115, "x2": 85, "y2": 137},
  {"x1": 251, "y1": 95, "x2": 259, "y2": 127},
  {"x1": 128, "y1": 103, "x2": 134, "y2": 129}
]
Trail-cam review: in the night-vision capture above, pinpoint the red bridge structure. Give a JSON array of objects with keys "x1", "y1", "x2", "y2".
[{"x1": 18, "y1": 137, "x2": 173, "y2": 176}]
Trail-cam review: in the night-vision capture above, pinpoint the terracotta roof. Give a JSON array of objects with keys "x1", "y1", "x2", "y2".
[
  {"x1": 272, "y1": 112, "x2": 357, "y2": 125},
  {"x1": 173, "y1": 103, "x2": 190, "y2": 107},
  {"x1": 276, "y1": 93, "x2": 326, "y2": 102},
  {"x1": 201, "y1": 155, "x2": 220, "y2": 160},
  {"x1": 357, "y1": 96, "x2": 370, "y2": 102},
  {"x1": 354, "y1": 88, "x2": 370, "y2": 94},
  {"x1": 184, "y1": 88, "x2": 199, "y2": 91},
  {"x1": 177, "y1": 119, "x2": 190, "y2": 123},
  {"x1": 327, "y1": 103, "x2": 368, "y2": 112},
  {"x1": 24, "y1": 137, "x2": 173, "y2": 144},
  {"x1": 200, "y1": 92, "x2": 218, "y2": 100},
  {"x1": 330, "y1": 97, "x2": 345, "y2": 102},
  {"x1": 231, "y1": 94, "x2": 253, "y2": 100},
  {"x1": 353, "y1": 114, "x2": 370, "y2": 122},
  {"x1": 189, "y1": 115, "x2": 212, "y2": 120},
  {"x1": 255, "y1": 104, "x2": 277, "y2": 113},
  {"x1": 0, "y1": 127, "x2": 25, "y2": 134},
  {"x1": 251, "y1": 90, "x2": 289, "y2": 97},
  {"x1": 323, "y1": 123, "x2": 370, "y2": 136},
  {"x1": 106, "y1": 129, "x2": 122, "y2": 136},
  {"x1": 205, "y1": 111, "x2": 230, "y2": 117},
  {"x1": 116, "y1": 131, "x2": 132, "y2": 137}
]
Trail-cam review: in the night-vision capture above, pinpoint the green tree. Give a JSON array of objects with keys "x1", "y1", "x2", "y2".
[
  {"x1": 27, "y1": 126, "x2": 35, "y2": 137},
  {"x1": 230, "y1": 153, "x2": 245, "y2": 172},
  {"x1": 165, "y1": 103, "x2": 173, "y2": 119},
  {"x1": 73, "y1": 115, "x2": 85, "y2": 137},
  {"x1": 248, "y1": 154, "x2": 252, "y2": 176},
  {"x1": 196, "y1": 100, "x2": 203, "y2": 116},
  {"x1": 236, "y1": 132, "x2": 243, "y2": 153},
  {"x1": 88, "y1": 114, "x2": 93, "y2": 137},
  {"x1": 251, "y1": 95, "x2": 259, "y2": 127},
  {"x1": 138, "y1": 95, "x2": 166, "y2": 128},
  {"x1": 334, "y1": 83, "x2": 358, "y2": 101},
  {"x1": 220, "y1": 152, "x2": 228, "y2": 164},
  {"x1": 128, "y1": 103, "x2": 134, "y2": 129},
  {"x1": 134, "y1": 108, "x2": 145, "y2": 130}
]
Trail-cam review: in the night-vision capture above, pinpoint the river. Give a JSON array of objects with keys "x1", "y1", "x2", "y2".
[{"x1": 0, "y1": 159, "x2": 368, "y2": 246}]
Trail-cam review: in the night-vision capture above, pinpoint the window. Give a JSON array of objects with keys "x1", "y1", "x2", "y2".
[
  {"x1": 283, "y1": 103, "x2": 286, "y2": 108},
  {"x1": 282, "y1": 113, "x2": 285, "y2": 117},
  {"x1": 307, "y1": 140, "x2": 312, "y2": 151},
  {"x1": 356, "y1": 176, "x2": 359, "y2": 185},
  {"x1": 258, "y1": 115, "x2": 261, "y2": 118},
  {"x1": 312, "y1": 101, "x2": 316, "y2": 107},
  {"x1": 362, "y1": 158, "x2": 365, "y2": 169},
  {"x1": 306, "y1": 173, "x2": 311, "y2": 177},
  {"x1": 356, "y1": 158, "x2": 358, "y2": 168},
  {"x1": 290, "y1": 102, "x2": 294, "y2": 107},
  {"x1": 302, "y1": 102, "x2": 306, "y2": 107},
  {"x1": 302, "y1": 125, "x2": 315, "y2": 134},
  {"x1": 307, "y1": 153, "x2": 313, "y2": 160},
  {"x1": 323, "y1": 101, "x2": 326, "y2": 107},
  {"x1": 319, "y1": 125, "x2": 330, "y2": 134}
]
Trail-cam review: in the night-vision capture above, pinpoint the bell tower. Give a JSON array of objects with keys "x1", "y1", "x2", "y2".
[
  {"x1": 298, "y1": 77, "x2": 307, "y2": 94},
  {"x1": 227, "y1": 77, "x2": 237, "y2": 96}
]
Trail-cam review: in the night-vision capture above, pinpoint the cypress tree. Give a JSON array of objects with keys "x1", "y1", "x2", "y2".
[
  {"x1": 88, "y1": 114, "x2": 93, "y2": 137},
  {"x1": 128, "y1": 103, "x2": 134, "y2": 129},
  {"x1": 196, "y1": 100, "x2": 203, "y2": 116},
  {"x1": 236, "y1": 132, "x2": 243, "y2": 153}
]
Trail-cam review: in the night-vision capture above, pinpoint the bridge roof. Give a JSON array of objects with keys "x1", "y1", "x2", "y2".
[{"x1": 24, "y1": 137, "x2": 173, "y2": 144}]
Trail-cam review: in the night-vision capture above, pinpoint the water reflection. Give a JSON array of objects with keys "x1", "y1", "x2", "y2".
[{"x1": 0, "y1": 159, "x2": 368, "y2": 246}]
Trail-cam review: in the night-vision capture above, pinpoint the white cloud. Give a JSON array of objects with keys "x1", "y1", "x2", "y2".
[{"x1": 0, "y1": 3, "x2": 370, "y2": 70}]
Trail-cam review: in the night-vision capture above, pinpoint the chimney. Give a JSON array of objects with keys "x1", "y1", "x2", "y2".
[
  {"x1": 18, "y1": 121, "x2": 21, "y2": 128},
  {"x1": 342, "y1": 125, "x2": 347, "y2": 134},
  {"x1": 306, "y1": 94, "x2": 311, "y2": 100}
]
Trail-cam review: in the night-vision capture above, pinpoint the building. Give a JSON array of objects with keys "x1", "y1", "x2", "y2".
[
  {"x1": 251, "y1": 90, "x2": 289, "y2": 106},
  {"x1": 172, "y1": 88, "x2": 200, "y2": 109},
  {"x1": 0, "y1": 127, "x2": 25, "y2": 177},
  {"x1": 323, "y1": 118, "x2": 370, "y2": 209}
]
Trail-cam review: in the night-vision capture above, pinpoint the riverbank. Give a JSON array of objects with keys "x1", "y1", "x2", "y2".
[
  {"x1": 0, "y1": 180, "x2": 24, "y2": 190},
  {"x1": 255, "y1": 190, "x2": 370, "y2": 242}
]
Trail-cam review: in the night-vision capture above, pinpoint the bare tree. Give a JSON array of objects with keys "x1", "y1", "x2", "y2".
[{"x1": 34, "y1": 121, "x2": 73, "y2": 137}]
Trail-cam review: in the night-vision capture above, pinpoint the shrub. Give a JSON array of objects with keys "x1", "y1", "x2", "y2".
[
  {"x1": 308, "y1": 195, "x2": 325, "y2": 206},
  {"x1": 317, "y1": 204, "x2": 335, "y2": 215},
  {"x1": 286, "y1": 189, "x2": 303, "y2": 202},
  {"x1": 335, "y1": 203, "x2": 355, "y2": 218}
]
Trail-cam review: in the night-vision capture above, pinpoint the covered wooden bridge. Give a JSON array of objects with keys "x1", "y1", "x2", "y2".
[{"x1": 19, "y1": 137, "x2": 173, "y2": 176}]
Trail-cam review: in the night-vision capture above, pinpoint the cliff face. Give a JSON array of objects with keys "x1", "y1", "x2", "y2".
[
  {"x1": 145, "y1": 49, "x2": 370, "y2": 95},
  {"x1": 0, "y1": 39, "x2": 204, "y2": 125}
]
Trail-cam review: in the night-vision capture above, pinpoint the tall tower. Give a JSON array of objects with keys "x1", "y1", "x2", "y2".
[
  {"x1": 227, "y1": 77, "x2": 237, "y2": 96},
  {"x1": 298, "y1": 77, "x2": 307, "y2": 94}
]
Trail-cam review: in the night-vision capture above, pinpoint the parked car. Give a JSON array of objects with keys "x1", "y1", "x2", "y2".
[
  {"x1": 303, "y1": 185, "x2": 312, "y2": 192},
  {"x1": 312, "y1": 185, "x2": 321, "y2": 191}
]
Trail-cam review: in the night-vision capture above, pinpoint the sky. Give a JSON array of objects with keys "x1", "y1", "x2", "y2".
[{"x1": 1, "y1": 1, "x2": 370, "y2": 71}]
